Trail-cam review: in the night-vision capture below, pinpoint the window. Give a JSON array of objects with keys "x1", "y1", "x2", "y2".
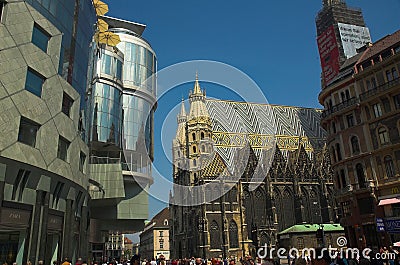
[
  {"x1": 373, "y1": 103, "x2": 383, "y2": 118},
  {"x1": 57, "y1": 136, "x2": 70, "y2": 161},
  {"x1": 229, "y1": 220, "x2": 239, "y2": 248},
  {"x1": 62, "y1": 92, "x2": 73, "y2": 116},
  {"x1": 79, "y1": 152, "x2": 86, "y2": 172},
  {"x1": 210, "y1": 220, "x2": 221, "y2": 249},
  {"x1": 297, "y1": 237, "x2": 305, "y2": 249},
  {"x1": 342, "y1": 201, "x2": 352, "y2": 217},
  {"x1": 332, "y1": 121, "x2": 336, "y2": 133},
  {"x1": 378, "y1": 127, "x2": 390, "y2": 145},
  {"x1": 384, "y1": 156, "x2": 395, "y2": 178},
  {"x1": 164, "y1": 219, "x2": 168, "y2": 226},
  {"x1": 336, "y1": 143, "x2": 342, "y2": 161},
  {"x1": 394, "y1": 94, "x2": 400, "y2": 109},
  {"x1": 25, "y1": 68, "x2": 44, "y2": 97},
  {"x1": 331, "y1": 146, "x2": 336, "y2": 163},
  {"x1": 392, "y1": 67, "x2": 399, "y2": 80},
  {"x1": 193, "y1": 146, "x2": 196, "y2": 153},
  {"x1": 193, "y1": 159, "x2": 196, "y2": 167},
  {"x1": 347, "y1": 114, "x2": 354, "y2": 127},
  {"x1": 382, "y1": 98, "x2": 391, "y2": 113},
  {"x1": 159, "y1": 231, "x2": 164, "y2": 237},
  {"x1": 201, "y1": 132, "x2": 204, "y2": 140},
  {"x1": 192, "y1": 133, "x2": 196, "y2": 141},
  {"x1": 340, "y1": 169, "x2": 347, "y2": 188},
  {"x1": 356, "y1": 164, "x2": 366, "y2": 188},
  {"x1": 32, "y1": 23, "x2": 50, "y2": 52},
  {"x1": 201, "y1": 145, "x2": 205, "y2": 152},
  {"x1": 159, "y1": 238, "x2": 164, "y2": 249},
  {"x1": 18, "y1": 117, "x2": 39, "y2": 147},
  {"x1": 351, "y1": 136, "x2": 360, "y2": 154}
]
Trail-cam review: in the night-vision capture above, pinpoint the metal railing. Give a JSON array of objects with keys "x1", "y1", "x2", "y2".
[
  {"x1": 321, "y1": 97, "x2": 359, "y2": 118},
  {"x1": 359, "y1": 77, "x2": 400, "y2": 102}
]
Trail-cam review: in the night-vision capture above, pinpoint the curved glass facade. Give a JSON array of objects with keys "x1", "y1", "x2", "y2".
[
  {"x1": 116, "y1": 39, "x2": 156, "y2": 95},
  {"x1": 122, "y1": 94, "x2": 153, "y2": 174},
  {"x1": 90, "y1": 83, "x2": 122, "y2": 147},
  {"x1": 100, "y1": 53, "x2": 123, "y2": 81},
  {"x1": 26, "y1": 0, "x2": 97, "y2": 109}
]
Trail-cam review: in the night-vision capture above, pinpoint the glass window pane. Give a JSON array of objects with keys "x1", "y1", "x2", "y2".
[
  {"x1": 57, "y1": 136, "x2": 70, "y2": 161},
  {"x1": 32, "y1": 24, "x2": 49, "y2": 52},
  {"x1": 18, "y1": 118, "x2": 39, "y2": 147},
  {"x1": 25, "y1": 69, "x2": 44, "y2": 97}
]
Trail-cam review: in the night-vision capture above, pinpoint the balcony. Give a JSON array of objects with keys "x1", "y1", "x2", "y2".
[
  {"x1": 321, "y1": 97, "x2": 359, "y2": 119},
  {"x1": 359, "y1": 77, "x2": 400, "y2": 102}
]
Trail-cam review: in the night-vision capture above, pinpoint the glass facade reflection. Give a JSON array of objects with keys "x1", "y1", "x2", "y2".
[
  {"x1": 26, "y1": 0, "x2": 97, "y2": 109},
  {"x1": 122, "y1": 94, "x2": 153, "y2": 174},
  {"x1": 114, "y1": 34, "x2": 157, "y2": 95},
  {"x1": 89, "y1": 83, "x2": 122, "y2": 146}
]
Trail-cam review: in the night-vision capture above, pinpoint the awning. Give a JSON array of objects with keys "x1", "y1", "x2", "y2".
[{"x1": 378, "y1": 198, "x2": 400, "y2": 206}]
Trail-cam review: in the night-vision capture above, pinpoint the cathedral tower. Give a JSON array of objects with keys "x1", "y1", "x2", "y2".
[{"x1": 186, "y1": 74, "x2": 213, "y2": 185}]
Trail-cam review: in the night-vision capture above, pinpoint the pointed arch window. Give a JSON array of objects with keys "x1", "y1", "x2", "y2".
[
  {"x1": 351, "y1": 136, "x2": 360, "y2": 154},
  {"x1": 229, "y1": 220, "x2": 239, "y2": 248},
  {"x1": 255, "y1": 189, "x2": 266, "y2": 226},
  {"x1": 282, "y1": 190, "x2": 295, "y2": 230},
  {"x1": 209, "y1": 220, "x2": 221, "y2": 249},
  {"x1": 384, "y1": 155, "x2": 396, "y2": 178}
]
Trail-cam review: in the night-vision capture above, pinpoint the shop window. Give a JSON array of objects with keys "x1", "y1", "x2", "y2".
[
  {"x1": 32, "y1": 23, "x2": 50, "y2": 52},
  {"x1": 347, "y1": 114, "x2": 354, "y2": 127},
  {"x1": 351, "y1": 136, "x2": 360, "y2": 154},
  {"x1": 57, "y1": 136, "x2": 70, "y2": 161},
  {"x1": 79, "y1": 151, "x2": 86, "y2": 172},
  {"x1": 62, "y1": 92, "x2": 73, "y2": 116},
  {"x1": 373, "y1": 103, "x2": 383, "y2": 118},
  {"x1": 18, "y1": 117, "x2": 40, "y2": 147},
  {"x1": 378, "y1": 127, "x2": 390, "y2": 145},
  {"x1": 25, "y1": 68, "x2": 45, "y2": 97},
  {"x1": 384, "y1": 155, "x2": 395, "y2": 178}
]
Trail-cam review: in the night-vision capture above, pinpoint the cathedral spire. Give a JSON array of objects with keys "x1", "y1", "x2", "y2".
[
  {"x1": 177, "y1": 98, "x2": 187, "y2": 123},
  {"x1": 193, "y1": 72, "x2": 202, "y2": 95},
  {"x1": 188, "y1": 73, "x2": 210, "y2": 121}
]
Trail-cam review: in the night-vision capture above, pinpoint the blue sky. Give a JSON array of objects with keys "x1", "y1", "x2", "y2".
[{"x1": 105, "y1": 0, "x2": 400, "y2": 223}]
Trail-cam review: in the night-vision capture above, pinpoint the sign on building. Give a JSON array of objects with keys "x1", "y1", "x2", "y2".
[
  {"x1": 317, "y1": 25, "x2": 340, "y2": 85},
  {"x1": 337, "y1": 23, "x2": 372, "y2": 59}
]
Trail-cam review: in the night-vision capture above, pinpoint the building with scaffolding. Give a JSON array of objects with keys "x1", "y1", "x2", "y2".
[{"x1": 316, "y1": 0, "x2": 371, "y2": 87}]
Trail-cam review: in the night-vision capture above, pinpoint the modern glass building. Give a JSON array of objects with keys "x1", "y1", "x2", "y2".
[
  {"x1": 87, "y1": 16, "x2": 157, "y2": 261},
  {"x1": 0, "y1": 0, "x2": 96, "y2": 264}
]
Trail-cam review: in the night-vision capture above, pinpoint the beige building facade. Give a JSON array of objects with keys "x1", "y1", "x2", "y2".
[{"x1": 319, "y1": 30, "x2": 400, "y2": 249}]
